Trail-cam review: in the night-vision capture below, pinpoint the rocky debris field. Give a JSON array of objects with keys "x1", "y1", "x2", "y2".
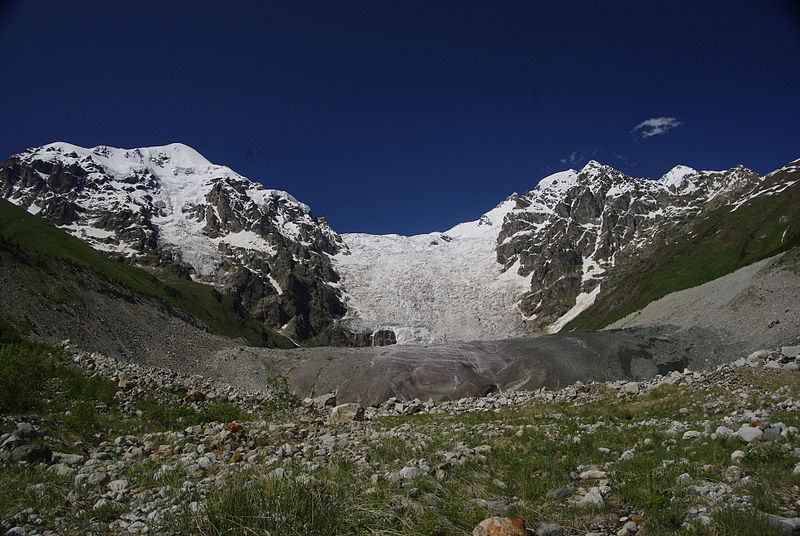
[{"x1": 1, "y1": 343, "x2": 800, "y2": 535}]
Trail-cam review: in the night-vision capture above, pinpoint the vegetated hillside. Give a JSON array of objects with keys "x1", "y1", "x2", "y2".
[
  {"x1": 1, "y1": 323, "x2": 799, "y2": 536},
  {"x1": 565, "y1": 159, "x2": 800, "y2": 331},
  {"x1": 0, "y1": 199, "x2": 294, "y2": 350},
  {"x1": 607, "y1": 248, "x2": 800, "y2": 351}
]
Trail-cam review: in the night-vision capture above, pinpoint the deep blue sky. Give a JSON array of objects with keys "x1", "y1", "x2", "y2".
[{"x1": 1, "y1": 1, "x2": 798, "y2": 235}]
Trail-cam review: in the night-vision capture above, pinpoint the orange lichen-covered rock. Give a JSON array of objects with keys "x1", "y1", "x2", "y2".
[
  {"x1": 226, "y1": 422, "x2": 244, "y2": 434},
  {"x1": 472, "y1": 517, "x2": 528, "y2": 536}
]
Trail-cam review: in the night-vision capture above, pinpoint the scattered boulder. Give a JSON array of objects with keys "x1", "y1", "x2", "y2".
[
  {"x1": 327, "y1": 403, "x2": 364, "y2": 424},
  {"x1": 576, "y1": 487, "x2": 605, "y2": 508},
  {"x1": 737, "y1": 425, "x2": 763, "y2": 443},
  {"x1": 621, "y1": 382, "x2": 640, "y2": 395},
  {"x1": 10, "y1": 444, "x2": 52, "y2": 464},
  {"x1": 107, "y1": 479, "x2": 129, "y2": 492}
]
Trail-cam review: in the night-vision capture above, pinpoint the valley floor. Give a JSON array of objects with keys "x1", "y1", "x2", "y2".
[{"x1": 1, "y1": 339, "x2": 799, "y2": 536}]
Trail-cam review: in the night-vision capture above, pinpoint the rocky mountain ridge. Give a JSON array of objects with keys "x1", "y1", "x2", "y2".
[
  {"x1": 2, "y1": 142, "x2": 797, "y2": 345},
  {"x1": 498, "y1": 160, "x2": 769, "y2": 332}
]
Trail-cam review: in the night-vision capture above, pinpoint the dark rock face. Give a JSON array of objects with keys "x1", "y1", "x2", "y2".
[
  {"x1": 0, "y1": 143, "x2": 348, "y2": 343},
  {"x1": 495, "y1": 162, "x2": 763, "y2": 331},
  {"x1": 372, "y1": 329, "x2": 397, "y2": 346}
]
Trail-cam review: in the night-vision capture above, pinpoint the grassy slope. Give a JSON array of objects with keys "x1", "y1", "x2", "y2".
[
  {"x1": 565, "y1": 172, "x2": 800, "y2": 331},
  {"x1": 0, "y1": 199, "x2": 294, "y2": 348}
]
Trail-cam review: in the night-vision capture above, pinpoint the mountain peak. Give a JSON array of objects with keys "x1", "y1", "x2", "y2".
[{"x1": 660, "y1": 165, "x2": 699, "y2": 190}]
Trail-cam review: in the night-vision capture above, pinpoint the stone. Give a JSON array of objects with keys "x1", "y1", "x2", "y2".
[
  {"x1": 398, "y1": 466, "x2": 423, "y2": 481},
  {"x1": 265, "y1": 468, "x2": 286, "y2": 481},
  {"x1": 682, "y1": 431, "x2": 701, "y2": 440},
  {"x1": 552, "y1": 487, "x2": 572, "y2": 499},
  {"x1": 617, "y1": 521, "x2": 638, "y2": 536},
  {"x1": 762, "y1": 427, "x2": 782, "y2": 442},
  {"x1": 731, "y1": 450, "x2": 746, "y2": 463},
  {"x1": 183, "y1": 390, "x2": 206, "y2": 403},
  {"x1": 472, "y1": 517, "x2": 528, "y2": 536},
  {"x1": 737, "y1": 425, "x2": 763, "y2": 443},
  {"x1": 52, "y1": 452, "x2": 84, "y2": 465},
  {"x1": 579, "y1": 470, "x2": 607, "y2": 480},
  {"x1": 621, "y1": 382, "x2": 640, "y2": 395},
  {"x1": 715, "y1": 426, "x2": 736, "y2": 437},
  {"x1": 327, "y1": 403, "x2": 364, "y2": 424},
  {"x1": 10, "y1": 444, "x2": 52, "y2": 464},
  {"x1": 15, "y1": 423, "x2": 40, "y2": 438},
  {"x1": 127, "y1": 521, "x2": 149, "y2": 534},
  {"x1": 107, "y1": 479, "x2": 129, "y2": 492},
  {"x1": 781, "y1": 346, "x2": 800, "y2": 358},
  {"x1": 372, "y1": 330, "x2": 397, "y2": 346},
  {"x1": 86, "y1": 472, "x2": 109, "y2": 486},
  {"x1": 0, "y1": 435, "x2": 25, "y2": 451},
  {"x1": 474, "y1": 499, "x2": 512, "y2": 517},
  {"x1": 225, "y1": 422, "x2": 244, "y2": 434},
  {"x1": 535, "y1": 522, "x2": 563, "y2": 536},
  {"x1": 763, "y1": 513, "x2": 800, "y2": 535},
  {"x1": 577, "y1": 487, "x2": 604, "y2": 508}
]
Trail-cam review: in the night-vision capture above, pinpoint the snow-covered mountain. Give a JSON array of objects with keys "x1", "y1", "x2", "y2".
[
  {"x1": 2, "y1": 141, "x2": 796, "y2": 346},
  {"x1": 0, "y1": 142, "x2": 345, "y2": 341},
  {"x1": 334, "y1": 159, "x2": 797, "y2": 342}
]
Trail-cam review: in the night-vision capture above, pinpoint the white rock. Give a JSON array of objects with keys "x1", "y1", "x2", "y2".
[
  {"x1": 731, "y1": 450, "x2": 746, "y2": 463},
  {"x1": 737, "y1": 425, "x2": 763, "y2": 443},
  {"x1": 715, "y1": 426, "x2": 735, "y2": 437},
  {"x1": 682, "y1": 431, "x2": 702, "y2": 440},
  {"x1": 107, "y1": 479, "x2": 129, "y2": 492},
  {"x1": 579, "y1": 470, "x2": 607, "y2": 480},
  {"x1": 577, "y1": 487, "x2": 604, "y2": 508},
  {"x1": 622, "y1": 382, "x2": 640, "y2": 395},
  {"x1": 398, "y1": 466, "x2": 423, "y2": 480}
]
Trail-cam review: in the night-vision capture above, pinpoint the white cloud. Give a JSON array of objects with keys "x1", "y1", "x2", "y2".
[
  {"x1": 632, "y1": 117, "x2": 683, "y2": 138},
  {"x1": 560, "y1": 149, "x2": 600, "y2": 166}
]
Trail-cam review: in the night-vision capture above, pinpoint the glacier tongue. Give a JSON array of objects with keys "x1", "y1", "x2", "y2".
[{"x1": 333, "y1": 199, "x2": 532, "y2": 344}]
